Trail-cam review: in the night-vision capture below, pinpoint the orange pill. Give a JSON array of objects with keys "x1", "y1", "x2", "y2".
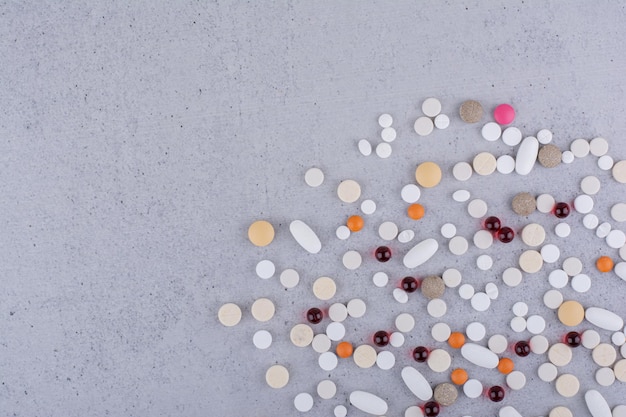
[
  {"x1": 596, "y1": 256, "x2": 614, "y2": 273},
  {"x1": 497, "y1": 357, "x2": 515, "y2": 374},
  {"x1": 407, "y1": 204, "x2": 425, "y2": 220},
  {"x1": 336, "y1": 341, "x2": 353, "y2": 358},
  {"x1": 448, "y1": 332, "x2": 465, "y2": 349},
  {"x1": 346, "y1": 215, "x2": 364, "y2": 232},
  {"x1": 450, "y1": 368, "x2": 468, "y2": 385}
]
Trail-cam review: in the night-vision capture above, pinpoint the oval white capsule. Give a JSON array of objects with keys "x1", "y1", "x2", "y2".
[
  {"x1": 349, "y1": 390, "x2": 388, "y2": 415},
  {"x1": 289, "y1": 220, "x2": 322, "y2": 254},
  {"x1": 401, "y1": 366, "x2": 433, "y2": 401},
  {"x1": 584, "y1": 390, "x2": 611, "y2": 417},
  {"x1": 499, "y1": 406, "x2": 523, "y2": 417},
  {"x1": 585, "y1": 307, "x2": 624, "y2": 331},
  {"x1": 515, "y1": 136, "x2": 539, "y2": 175},
  {"x1": 403, "y1": 238, "x2": 439, "y2": 268},
  {"x1": 461, "y1": 343, "x2": 499, "y2": 368}
]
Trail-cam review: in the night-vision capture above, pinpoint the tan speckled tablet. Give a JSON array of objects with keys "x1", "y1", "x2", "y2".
[
  {"x1": 290, "y1": 323, "x2": 314, "y2": 347},
  {"x1": 538, "y1": 145, "x2": 562, "y2": 168},
  {"x1": 472, "y1": 152, "x2": 497, "y2": 176},
  {"x1": 218, "y1": 303, "x2": 242, "y2": 327},
  {"x1": 251, "y1": 298, "x2": 275, "y2": 322},
  {"x1": 266, "y1": 364, "x2": 290, "y2": 388},
  {"x1": 415, "y1": 162, "x2": 442, "y2": 188},
  {"x1": 558, "y1": 300, "x2": 584, "y2": 326},
  {"x1": 555, "y1": 373, "x2": 579, "y2": 397},
  {"x1": 313, "y1": 276, "x2": 337, "y2": 301},
  {"x1": 421, "y1": 275, "x2": 445, "y2": 299},
  {"x1": 433, "y1": 383, "x2": 458, "y2": 406},
  {"x1": 248, "y1": 220, "x2": 275, "y2": 247},
  {"x1": 459, "y1": 100, "x2": 483, "y2": 123},
  {"x1": 353, "y1": 344, "x2": 377, "y2": 368},
  {"x1": 512, "y1": 192, "x2": 537, "y2": 216}
]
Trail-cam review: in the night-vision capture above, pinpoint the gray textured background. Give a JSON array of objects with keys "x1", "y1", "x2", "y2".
[{"x1": 2, "y1": 1, "x2": 626, "y2": 416}]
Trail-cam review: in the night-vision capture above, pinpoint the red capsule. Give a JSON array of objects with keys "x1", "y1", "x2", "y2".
[
  {"x1": 488, "y1": 385, "x2": 505, "y2": 402},
  {"x1": 401, "y1": 277, "x2": 419, "y2": 293},
  {"x1": 423, "y1": 401, "x2": 440, "y2": 416},
  {"x1": 306, "y1": 308, "x2": 323, "y2": 324},
  {"x1": 373, "y1": 331, "x2": 390, "y2": 347},
  {"x1": 554, "y1": 202, "x2": 570, "y2": 218},
  {"x1": 514, "y1": 341, "x2": 531, "y2": 357},
  {"x1": 497, "y1": 226, "x2": 515, "y2": 243},
  {"x1": 375, "y1": 246, "x2": 392, "y2": 262},
  {"x1": 484, "y1": 216, "x2": 502, "y2": 233},
  {"x1": 413, "y1": 346, "x2": 429, "y2": 362},
  {"x1": 564, "y1": 331, "x2": 581, "y2": 347}
]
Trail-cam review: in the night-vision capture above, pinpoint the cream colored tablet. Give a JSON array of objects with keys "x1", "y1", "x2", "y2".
[
  {"x1": 592, "y1": 343, "x2": 617, "y2": 367},
  {"x1": 530, "y1": 335, "x2": 550, "y2": 354},
  {"x1": 414, "y1": 116, "x2": 434, "y2": 136},
  {"x1": 473, "y1": 152, "x2": 497, "y2": 175},
  {"x1": 538, "y1": 362, "x2": 558, "y2": 382},
  {"x1": 396, "y1": 313, "x2": 415, "y2": 332},
  {"x1": 549, "y1": 406, "x2": 573, "y2": 417},
  {"x1": 427, "y1": 348, "x2": 452, "y2": 372},
  {"x1": 251, "y1": 298, "x2": 275, "y2": 322},
  {"x1": 558, "y1": 300, "x2": 584, "y2": 326},
  {"x1": 614, "y1": 359, "x2": 626, "y2": 382},
  {"x1": 415, "y1": 162, "x2": 442, "y2": 187},
  {"x1": 422, "y1": 97, "x2": 442, "y2": 117},
  {"x1": 353, "y1": 345, "x2": 377, "y2": 368},
  {"x1": 266, "y1": 364, "x2": 289, "y2": 388},
  {"x1": 305, "y1": 167, "x2": 325, "y2": 187},
  {"x1": 248, "y1": 220, "x2": 275, "y2": 247},
  {"x1": 290, "y1": 323, "x2": 314, "y2": 347},
  {"x1": 519, "y1": 250, "x2": 543, "y2": 273},
  {"x1": 548, "y1": 343, "x2": 572, "y2": 367},
  {"x1": 613, "y1": 160, "x2": 626, "y2": 183},
  {"x1": 313, "y1": 277, "x2": 336, "y2": 300},
  {"x1": 611, "y1": 203, "x2": 626, "y2": 223},
  {"x1": 555, "y1": 373, "x2": 579, "y2": 397},
  {"x1": 218, "y1": 303, "x2": 242, "y2": 327},
  {"x1": 317, "y1": 379, "x2": 337, "y2": 400},
  {"x1": 521, "y1": 223, "x2": 546, "y2": 247},
  {"x1": 337, "y1": 179, "x2": 362, "y2": 203}
]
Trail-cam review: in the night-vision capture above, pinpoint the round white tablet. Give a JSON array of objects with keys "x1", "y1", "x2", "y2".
[
  {"x1": 326, "y1": 322, "x2": 346, "y2": 341},
  {"x1": 536, "y1": 193, "x2": 556, "y2": 213},
  {"x1": 607, "y1": 230, "x2": 626, "y2": 249},
  {"x1": 434, "y1": 114, "x2": 450, "y2": 129},
  {"x1": 496, "y1": 154, "x2": 515, "y2": 174},
  {"x1": 361, "y1": 199, "x2": 377, "y2": 215},
  {"x1": 458, "y1": 284, "x2": 475, "y2": 300},
  {"x1": 596, "y1": 367, "x2": 616, "y2": 387},
  {"x1": 395, "y1": 313, "x2": 415, "y2": 332},
  {"x1": 393, "y1": 288, "x2": 409, "y2": 304},
  {"x1": 390, "y1": 332, "x2": 405, "y2": 347},
  {"x1": 305, "y1": 167, "x2": 325, "y2": 187},
  {"x1": 347, "y1": 298, "x2": 366, "y2": 318},
  {"x1": 381, "y1": 126, "x2": 397, "y2": 142},
  {"x1": 334, "y1": 405, "x2": 347, "y2": 417},
  {"x1": 530, "y1": 335, "x2": 550, "y2": 354},
  {"x1": 218, "y1": 303, "x2": 242, "y2": 327},
  {"x1": 473, "y1": 152, "x2": 497, "y2": 175},
  {"x1": 503, "y1": 267, "x2": 523, "y2": 287},
  {"x1": 336, "y1": 226, "x2": 352, "y2": 241},
  {"x1": 506, "y1": 371, "x2": 526, "y2": 390},
  {"x1": 543, "y1": 289, "x2": 563, "y2": 309},
  {"x1": 442, "y1": 268, "x2": 462, "y2": 288},
  {"x1": 574, "y1": 194, "x2": 594, "y2": 214},
  {"x1": 612, "y1": 203, "x2": 626, "y2": 222},
  {"x1": 453, "y1": 162, "x2": 473, "y2": 181},
  {"x1": 488, "y1": 334, "x2": 508, "y2": 354},
  {"x1": 317, "y1": 379, "x2": 337, "y2": 399},
  {"x1": 582, "y1": 329, "x2": 601, "y2": 349},
  {"x1": 342, "y1": 250, "x2": 362, "y2": 270},
  {"x1": 427, "y1": 349, "x2": 451, "y2": 373},
  {"x1": 571, "y1": 138, "x2": 590, "y2": 158},
  {"x1": 441, "y1": 223, "x2": 457, "y2": 239},
  {"x1": 466, "y1": 322, "x2": 486, "y2": 341},
  {"x1": 537, "y1": 129, "x2": 553, "y2": 144},
  {"x1": 398, "y1": 229, "x2": 415, "y2": 243},
  {"x1": 562, "y1": 257, "x2": 583, "y2": 276},
  {"x1": 463, "y1": 379, "x2": 483, "y2": 398},
  {"x1": 485, "y1": 282, "x2": 499, "y2": 300},
  {"x1": 378, "y1": 113, "x2": 393, "y2": 128},
  {"x1": 422, "y1": 97, "x2": 442, "y2": 117},
  {"x1": 597, "y1": 222, "x2": 612, "y2": 238},
  {"x1": 376, "y1": 142, "x2": 392, "y2": 158},
  {"x1": 471, "y1": 292, "x2": 490, "y2": 312},
  {"x1": 562, "y1": 150, "x2": 575, "y2": 163},
  {"x1": 527, "y1": 315, "x2": 546, "y2": 334},
  {"x1": 554, "y1": 223, "x2": 570, "y2": 238},
  {"x1": 614, "y1": 405, "x2": 626, "y2": 417},
  {"x1": 280, "y1": 268, "x2": 300, "y2": 289},
  {"x1": 473, "y1": 230, "x2": 493, "y2": 249},
  {"x1": 571, "y1": 273, "x2": 591, "y2": 293},
  {"x1": 253, "y1": 330, "x2": 272, "y2": 349},
  {"x1": 449, "y1": 236, "x2": 469, "y2": 255},
  {"x1": 590, "y1": 137, "x2": 609, "y2": 156},
  {"x1": 337, "y1": 180, "x2": 361, "y2": 203},
  {"x1": 294, "y1": 392, "x2": 314, "y2": 412},
  {"x1": 476, "y1": 254, "x2": 493, "y2": 270},
  {"x1": 376, "y1": 350, "x2": 396, "y2": 370},
  {"x1": 468, "y1": 199, "x2": 488, "y2": 218},
  {"x1": 510, "y1": 316, "x2": 527, "y2": 332},
  {"x1": 373, "y1": 272, "x2": 389, "y2": 287},
  {"x1": 598, "y1": 155, "x2": 614, "y2": 170},
  {"x1": 401, "y1": 184, "x2": 421, "y2": 203},
  {"x1": 614, "y1": 160, "x2": 626, "y2": 183},
  {"x1": 432, "y1": 322, "x2": 452, "y2": 342},
  {"x1": 482, "y1": 122, "x2": 502, "y2": 141},
  {"x1": 541, "y1": 244, "x2": 561, "y2": 263},
  {"x1": 555, "y1": 374, "x2": 579, "y2": 397},
  {"x1": 621, "y1": 245, "x2": 626, "y2": 261},
  {"x1": 521, "y1": 223, "x2": 546, "y2": 247},
  {"x1": 312, "y1": 334, "x2": 331, "y2": 353},
  {"x1": 379, "y1": 221, "x2": 399, "y2": 240},
  {"x1": 452, "y1": 189, "x2": 471, "y2": 202},
  {"x1": 581, "y1": 176, "x2": 601, "y2": 195},
  {"x1": 549, "y1": 269, "x2": 569, "y2": 289},
  {"x1": 256, "y1": 259, "x2": 276, "y2": 279},
  {"x1": 612, "y1": 332, "x2": 626, "y2": 346},
  {"x1": 548, "y1": 343, "x2": 573, "y2": 367},
  {"x1": 538, "y1": 362, "x2": 558, "y2": 382},
  {"x1": 328, "y1": 303, "x2": 348, "y2": 322},
  {"x1": 583, "y1": 213, "x2": 599, "y2": 229},
  {"x1": 414, "y1": 116, "x2": 434, "y2": 136},
  {"x1": 512, "y1": 301, "x2": 529, "y2": 317},
  {"x1": 502, "y1": 126, "x2": 522, "y2": 146},
  {"x1": 427, "y1": 299, "x2": 447, "y2": 318},
  {"x1": 358, "y1": 139, "x2": 372, "y2": 156}
]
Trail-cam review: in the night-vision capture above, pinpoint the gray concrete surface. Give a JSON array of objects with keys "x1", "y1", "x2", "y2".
[{"x1": 1, "y1": 1, "x2": 626, "y2": 416}]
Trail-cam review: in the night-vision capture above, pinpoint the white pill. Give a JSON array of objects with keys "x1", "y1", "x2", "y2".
[
  {"x1": 471, "y1": 292, "x2": 490, "y2": 311},
  {"x1": 519, "y1": 250, "x2": 543, "y2": 273},
  {"x1": 473, "y1": 230, "x2": 493, "y2": 249},
  {"x1": 422, "y1": 97, "x2": 442, "y2": 117},
  {"x1": 342, "y1": 250, "x2": 362, "y2": 270},
  {"x1": 510, "y1": 316, "x2": 527, "y2": 332},
  {"x1": 541, "y1": 244, "x2": 561, "y2": 263},
  {"x1": 432, "y1": 322, "x2": 451, "y2": 342},
  {"x1": 537, "y1": 193, "x2": 556, "y2": 213},
  {"x1": 403, "y1": 238, "x2": 439, "y2": 268},
  {"x1": 584, "y1": 213, "x2": 600, "y2": 229},
  {"x1": 550, "y1": 407, "x2": 573, "y2": 417},
  {"x1": 574, "y1": 194, "x2": 594, "y2": 214},
  {"x1": 401, "y1": 184, "x2": 421, "y2": 203},
  {"x1": 530, "y1": 335, "x2": 550, "y2": 354},
  {"x1": 334, "y1": 405, "x2": 347, "y2": 417},
  {"x1": 572, "y1": 273, "x2": 591, "y2": 293},
  {"x1": 616, "y1": 263, "x2": 626, "y2": 281},
  {"x1": 586, "y1": 307, "x2": 624, "y2": 331},
  {"x1": 463, "y1": 379, "x2": 483, "y2": 398},
  {"x1": 499, "y1": 407, "x2": 524, "y2": 417},
  {"x1": 358, "y1": 139, "x2": 372, "y2": 156},
  {"x1": 317, "y1": 379, "x2": 337, "y2": 400},
  {"x1": 329, "y1": 303, "x2": 348, "y2": 322},
  {"x1": 596, "y1": 367, "x2": 616, "y2": 387},
  {"x1": 622, "y1": 245, "x2": 626, "y2": 261},
  {"x1": 361, "y1": 199, "x2": 377, "y2": 215},
  {"x1": 538, "y1": 362, "x2": 558, "y2": 382},
  {"x1": 543, "y1": 289, "x2": 564, "y2": 309},
  {"x1": 336, "y1": 225, "x2": 350, "y2": 240},
  {"x1": 607, "y1": 230, "x2": 626, "y2": 249},
  {"x1": 337, "y1": 179, "x2": 361, "y2": 203},
  {"x1": 548, "y1": 343, "x2": 573, "y2": 366},
  {"x1": 396, "y1": 313, "x2": 415, "y2": 333},
  {"x1": 482, "y1": 122, "x2": 502, "y2": 141},
  {"x1": 496, "y1": 154, "x2": 515, "y2": 174},
  {"x1": 597, "y1": 222, "x2": 612, "y2": 238},
  {"x1": 466, "y1": 322, "x2": 486, "y2": 341},
  {"x1": 393, "y1": 288, "x2": 409, "y2": 304},
  {"x1": 571, "y1": 138, "x2": 590, "y2": 157},
  {"x1": 401, "y1": 366, "x2": 434, "y2": 401},
  {"x1": 562, "y1": 150, "x2": 575, "y2": 163},
  {"x1": 459, "y1": 284, "x2": 475, "y2": 300},
  {"x1": 522, "y1": 223, "x2": 546, "y2": 247},
  {"x1": 615, "y1": 359, "x2": 626, "y2": 382},
  {"x1": 427, "y1": 349, "x2": 451, "y2": 372},
  {"x1": 305, "y1": 167, "x2": 325, "y2": 187},
  {"x1": 537, "y1": 128, "x2": 553, "y2": 144},
  {"x1": 376, "y1": 142, "x2": 392, "y2": 158},
  {"x1": 468, "y1": 199, "x2": 488, "y2": 218},
  {"x1": 280, "y1": 268, "x2": 300, "y2": 288},
  {"x1": 256, "y1": 259, "x2": 276, "y2": 279},
  {"x1": 582, "y1": 329, "x2": 601, "y2": 349},
  {"x1": 515, "y1": 136, "x2": 539, "y2": 175},
  {"x1": 502, "y1": 267, "x2": 523, "y2": 287},
  {"x1": 434, "y1": 113, "x2": 450, "y2": 129},
  {"x1": 549, "y1": 269, "x2": 569, "y2": 288},
  {"x1": 405, "y1": 405, "x2": 425, "y2": 417},
  {"x1": 376, "y1": 350, "x2": 395, "y2": 370},
  {"x1": 312, "y1": 334, "x2": 331, "y2": 353},
  {"x1": 563, "y1": 257, "x2": 583, "y2": 276},
  {"x1": 378, "y1": 113, "x2": 393, "y2": 128},
  {"x1": 502, "y1": 126, "x2": 522, "y2": 146},
  {"x1": 319, "y1": 351, "x2": 338, "y2": 371},
  {"x1": 253, "y1": 330, "x2": 272, "y2": 349},
  {"x1": 347, "y1": 298, "x2": 366, "y2": 318},
  {"x1": 599, "y1": 155, "x2": 614, "y2": 170},
  {"x1": 488, "y1": 334, "x2": 508, "y2": 354},
  {"x1": 326, "y1": 322, "x2": 346, "y2": 341},
  {"x1": 506, "y1": 371, "x2": 526, "y2": 390},
  {"x1": 441, "y1": 223, "x2": 457, "y2": 239},
  {"x1": 414, "y1": 116, "x2": 434, "y2": 136},
  {"x1": 593, "y1": 343, "x2": 617, "y2": 367},
  {"x1": 512, "y1": 301, "x2": 529, "y2": 317},
  {"x1": 453, "y1": 162, "x2": 473, "y2": 181},
  {"x1": 590, "y1": 137, "x2": 609, "y2": 156},
  {"x1": 527, "y1": 315, "x2": 546, "y2": 334},
  {"x1": 427, "y1": 299, "x2": 447, "y2": 318},
  {"x1": 476, "y1": 254, "x2": 493, "y2": 270},
  {"x1": 485, "y1": 282, "x2": 499, "y2": 300},
  {"x1": 398, "y1": 229, "x2": 415, "y2": 243},
  {"x1": 379, "y1": 221, "x2": 399, "y2": 241},
  {"x1": 442, "y1": 268, "x2": 462, "y2": 288},
  {"x1": 554, "y1": 223, "x2": 571, "y2": 238},
  {"x1": 611, "y1": 203, "x2": 626, "y2": 222},
  {"x1": 349, "y1": 390, "x2": 388, "y2": 416},
  {"x1": 462, "y1": 343, "x2": 499, "y2": 368},
  {"x1": 294, "y1": 392, "x2": 314, "y2": 412},
  {"x1": 452, "y1": 189, "x2": 471, "y2": 202},
  {"x1": 290, "y1": 220, "x2": 322, "y2": 254},
  {"x1": 381, "y1": 126, "x2": 397, "y2": 142},
  {"x1": 613, "y1": 405, "x2": 626, "y2": 417},
  {"x1": 390, "y1": 332, "x2": 405, "y2": 348},
  {"x1": 373, "y1": 271, "x2": 389, "y2": 287},
  {"x1": 585, "y1": 390, "x2": 612, "y2": 417},
  {"x1": 581, "y1": 176, "x2": 601, "y2": 195}
]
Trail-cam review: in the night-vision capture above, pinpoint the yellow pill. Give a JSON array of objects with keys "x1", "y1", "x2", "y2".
[
  {"x1": 558, "y1": 300, "x2": 585, "y2": 327},
  {"x1": 415, "y1": 162, "x2": 442, "y2": 188},
  {"x1": 248, "y1": 220, "x2": 275, "y2": 247}
]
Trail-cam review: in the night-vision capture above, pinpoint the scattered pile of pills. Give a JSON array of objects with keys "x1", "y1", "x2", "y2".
[{"x1": 221, "y1": 98, "x2": 626, "y2": 416}]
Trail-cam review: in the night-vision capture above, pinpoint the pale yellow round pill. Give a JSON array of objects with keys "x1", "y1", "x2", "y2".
[
  {"x1": 557, "y1": 300, "x2": 584, "y2": 326},
  {"x1": 555, "y1": 373, "x2": 579, "y2": 397},
  {"x1": 337, "y1": 180, "x2": 362, "y2": 203},
  {"x1": 248, "y1": 220, "x2": 275, "y2": 247},
  {"x1": 472, "y1": 152, "x2": 497, "y2": 176},
  {"x1": 548, "y1": 343, "x2": 573, "y2": 367},
  {"x1": 521, "y1": 223, "x2": 546, "y2": 247},
  {"x1": 218, "y1": 303, "x2": 242, "y2": 327},
  {"x1": 353, "y1": 344, "x2": 377, "y2": 368},
  {"x1": 549, "y1": 406, "x2": 573, "y2": 417},
  {"x1": 313, "y1": 276, "x2": 337, "y2": 301},
  {"x1": 251, "y1": 298, "x2": 275, "y2": 322},
  {"x1": 614, "y1": 359, "x2": 626, "y2": 382},
  {"x1": 290, "y1": 323, "x2": 314, "y2": 347},
  {"x1": 266, "y1": 364, "x2": 289, "y2": 389},
  {"x1": 519, "y1": 250, "x2": 543, "y2": 273},
  {"x1": 592, "y1": 343, "x2": 617, "y2": 367},
  {"x1": 415, "y1": 162, "x2": 442, "y2": 188},
  {"x1": 612, "y1": 160, "x2": 626, "y2": 183}
]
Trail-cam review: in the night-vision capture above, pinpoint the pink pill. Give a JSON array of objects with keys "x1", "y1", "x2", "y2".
[{"x1": 494, "y1": 104, "x2": 515, "y2": 125}]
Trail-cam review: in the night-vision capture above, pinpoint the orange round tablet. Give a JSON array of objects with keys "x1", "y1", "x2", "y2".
[
  {"x1": 336, "y1": 341, "x2": 353, "y2": 358},
  {"x1": 596, "y1": 256, "x2": 614, "y2": 273},
  {"x1": 448, "y1": 332, "x2": 465, "y2": 349},
  {"x1": 346, "y1": 215, "x2": 364, "y2": 232},
  {"x1": 450, "y1": 368, "x2": 468, "y2": 385},
  {"x1": 407, "y1": 204, "x2": 425, "y2": 220},
  {"x1": 498, "y1": 357, "x2": 514, "y2": 374}
]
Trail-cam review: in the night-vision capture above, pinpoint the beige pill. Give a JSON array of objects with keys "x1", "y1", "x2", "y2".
[
  {"x1": 218, "y1": 303, "x2": 242, "y2": 327},
  {"x1": 592, "y1": 343, "x2": 617, "y2": 367},
  {"x1": 421, "y1": 275, "x2": 445, "y2": 300},
  {"x1": 433, "y1": 383, "x2": 458, "y2": 406},
  {"x1": 266, "y1": 364, "x2": 290, "y2": 389},
  {"x1": 613, "y1": 160, "x2": 626, "y2": 183},
  {"x1": 313, "y1": 277, "x2": 337, "y2": 300},
  {"x1": 549, "y1": 406, "x2": 573, "y2": 417},
  {"x1": 251, "y1": 298, "x2": 275, "y2": 322},
  {"x1": 614, "y1": 359, "x2": 626, "y2": 382},
  {"x1": 248, "y1": 220, "x2": 275, "y2": 247},
  {"x1": 337, "y1": 179, "x2": 362, "y2": 203},
  {"x1": 415, "y1": 162, "x2": 442, "y2": 188},
  {"x1": 290, "y1": 323, "x2": 314, "y2": 347},
  {"x1": 519, "y1": 250, "x2": 543, "y2": 273},
  {"x1": 555, "y1": 373, "x2": 579, "y2": 397},
  {"x1": 557, "y1": 300, "x2": 584, "y2": 326},
  {"x1": 512, "y1": 192, "x2": 537, "y2": 216},
  {"x1": 459, "y1": 100, "x2": 483, "y2": 123},
  {"x1": 548, "y1": 343, "x2": 573, "y2": 367},
  {"x1": 472, "y1": 152, "x2": 497, "y2": 176},
  {"x1": 521, "y1": 223, "x2": 546, "y2": 247},
  {"x1": 427, "y1": 349, "x2": 452, "y2": 373},
  {"x1": 353, "y1": 344, "x2": 377, "y2": 368},
  {"x1": 538, "y1": 145, "x2": 562, "y2": 168}
]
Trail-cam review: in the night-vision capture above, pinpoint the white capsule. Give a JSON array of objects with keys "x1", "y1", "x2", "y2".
[
  {"x1": 584, "y1": 389, "x2": 611, "y2": 417},
  {"x1": 586, "y1": 307, "x2": 625, "y2": 331},
  {"x1": 515, "y1": 136, "x2": 539, "y2": 175},
  {"x1": 289, "y1": 220, "x2": 321, "y2": 254},
  {"x1": 499, "y1": 406, "x2": 523, "y2": 417},
  {"x1": 349, "y1": 390, "x2": 388, "y2": 416},
  {"x1": 401, "y1": 366, "x2": 433, "y2": 401},
  {"x1": 616, "y1": 262, "x2": 626, "y2": 281},
  {"x1": 403, "y1": 238, "x2": 439, "y2": 269},
  {"x1": 461, "y1": 343, "x2": 499, "y2": 369}
]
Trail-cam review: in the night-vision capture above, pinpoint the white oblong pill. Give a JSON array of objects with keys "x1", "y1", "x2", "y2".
[
  {"x1": 586, "y1": 307, "x2": 624, "y2": 331},
  {"x1": 289, "y1": 220, "x2": 321, "y2": 254},
  {"x1": 584, "y1": 389, "x2": 611, "y2": 417},
  {"x1": 401, "y1": 366, "x2": 433, "y2": 401},
  {"x1": 461, "y1": 343, "x2": 499, "y2": 369},
  {"x1": 616, "y1": 262, "x2": 626, "y2": 281},
  {"x1": 358, "y1": 139, "x2": 372, "y2": 156},
  {"x1": 515, "y1": 136, "x2": 539, "y2": 175},
  {"x1": 349, "y1": 390, "x2": 388, "y2": 415},
  {"x1": 403, "y1": 238, "x2": 439, "y2": 269},
  {"x1": 499, "y1": 405, "x2": 523, "y2": 417}
]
